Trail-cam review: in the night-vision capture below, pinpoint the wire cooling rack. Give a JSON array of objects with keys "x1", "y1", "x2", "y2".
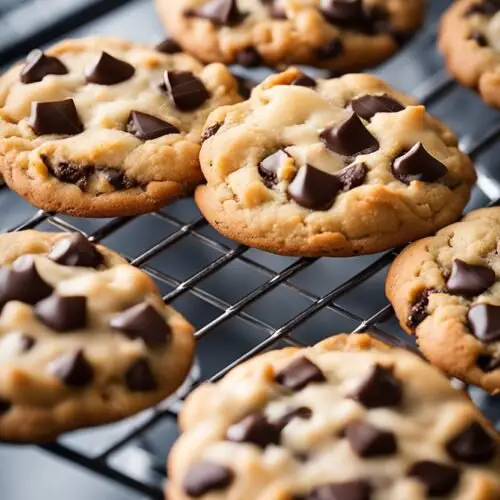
[{"x1": 2, "y1": 3, "x2": 500, "y2": 499}]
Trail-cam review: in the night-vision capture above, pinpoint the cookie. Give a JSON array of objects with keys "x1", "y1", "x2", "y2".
[
  {"x1": 167, "y1": 333, "x2": 500, "y2": 500},
  {"x1": 0, "y1": 230, "x2": 195, "y2": 442},
  {"x1": 0, "y1": 36, "x2": 242, "y2": 217},
  {"x1": 439, "y1": 0, "x2": 500, "y2": 109},
  {"x1": 386, "y1": 206, "x2": 500, "y2": 396},
  {"x1": 156, "y1": 0, "x2": 425, "y2": 71},
  {"x1": 195, "y1": 68, "x2": 476, "y2": 257}
]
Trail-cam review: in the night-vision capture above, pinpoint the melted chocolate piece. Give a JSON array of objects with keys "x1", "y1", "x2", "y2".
[
  {"x1": 21, "y1": 49, "x2": 68, "y2": 84},
  {"x1": 48, "y1": 233, "x2": 103, "y2": 268},
  {"x1": 35, "y1": 295, "x2": 87, "y2": 332},
  {"x1": 447, "y1": 259, "x2": 495, "y2": 296},
  {"x1": 291, "y1": 74, "x2": 317, "y2": 88},
  {"x1": 226, "y1": 413, "x2": 281, "y2": 448},
  {"x1": 350, "y1": 94, "x2": 404, "y2": 121},
  {"x1": 344, "y1": 420, "x2": 397, "y2": 458},
  {"x1": 236, "y1": 47, "x2": 262, "y2": 67},
  {"x1": 275, "y1": 356, "x2": 326, "y2": 391},
  {"x1": 201, "y1": 123, "x2": 223, "y2": 143},
  {"x1": 273, "y1": 406, "x2": 313, "y2": 429},
  {"x1": 233, "y1": 73, "x2": 256, "y2": 99},
  {"x1": 29, "y1": 99, "x2": 84, "y2": 136},
  {"x1": 317, "y1": 38, "x2": 344, "y2": 59},
  {"x1": 446, "y1": 421, "x2": 497, "y2": 464},
  {"x1": 407, "y1": 461, "x2": 460, "y2": 496},
  {"x1": 258, "y1": 149, "x2": 291, "y2": 187},
  {"x1": 338, "y1": 163, "x2": 368, "y2": 191},
  {"x1": 85, "y1": 52, "x2": 135, "y2": 85},
  {"x1": 186, "y1": 0, "x2": 245, "y2": 26},
  {"x1": 392, "y1": 143, "x2": 448, "y2": 184},
  {"x1": 0, "y1": 399, "x2": 12, "y2": 414},
  {"x1": 320, "y1": 0, "x2": 364, "y2": 26},
  {"x1": 470, "y1": 30, "x2": 489, "y2": 46},
  {"x1": 164, "y1": 71, "x2": 210, "y2": 112},
  {"x1": 48, "y1": 349, "x2": 94, "y2": 387},
  {"x1": 477, "y1": 354, "x2": 500, "y2": 372},
  {"x1": 465, "y1": 0, "x2": 500, "y2": 16},
  {"x1": 100, "y1": 168, "x2": 137, "y2": 190},
  {"x1": 15, "y1": 333, "x2": 37, "y2": 352},
  {"x1": 407, "y1": 288, "x2": 436, "y2": 329},
  {"x1": 41, "y1": 155, "x2": 93, "y2": 190},
  {"x1": 124, "y1": 357, "x2": 157, "y2": 391},
  {"x1": 155, "y1": 38, "x2": 182, "y2": 54},
  {"x1": 127, "y1": 111, "x2": 180, "y2": 140},
  {"x1": 468, "y1": 304, "x2": 500, "y2": 342},
  {"x1": 182, "y1": 462, "x2": 234, "y2": 497},
  {"x1": 306, "y1": 481, "x2": 372, "y2": 500}
]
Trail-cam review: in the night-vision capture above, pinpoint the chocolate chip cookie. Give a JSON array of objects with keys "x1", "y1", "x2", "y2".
[
  {"x1": 440, "y1": 0, "x2": 500, "y2": 109},
  {"x1": 167, "y1": 333, "x2": 500, "y2": 500},
  {"x1": 156, "y1": 0, "x2": 425, "y2": 71},
  {"x1": 0, "y1": 36, "x2": 242, "y2": 217},
  {"x1": 0, "y1": 230, "x2": 195, "y2": 442},
  {"x1": 195, "y1": 68, "x2": 476, "y2": 257},
  {"x1": 386, "y1": 206, "x2": 500, "y2": 396}
]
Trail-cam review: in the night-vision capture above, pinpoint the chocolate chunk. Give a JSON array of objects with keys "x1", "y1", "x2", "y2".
[
  {"x1": 320, "y1": 0, "x2": 364, "y2": 25},
  {"x1": 100, "y1": 167, "x2": 136, "y2": 190},
  {"x1": 447, "y1": 259, "x2": 495, "y2": 296},
  {"x1": 350, "y1": 94, "x2": 404, "y2": 121},
  {"x1": 338, "y1": 163, "x2": 368, "y2": 191},
  {"x1": 8, "y1": 332, "x2": 37, "y2": 353},
  {"x1": 48, "y1": 349, "x2": 93, "y2": 387},
  {"x1": 275, "y1": 356, "x2": 326, "y2": 391},
  {"x1": 127, "y1": 111, "x2": 180, "y2": 140},
  {"x1": 85, "y1": 52, "x2": 135, "y2": 85},
  {"x1": 236, "y1": 47, "x2": 262, "y2": 67},
  {"x1": 110, "y1": 302, "x2": 171, "y2": 347},
  {"x1": 407, "y1": 461, "x2": 460, "y2": 496},
  {"x1": 291, "y1": 74, "x2": 317, "y2": 88},
  {"x1": 41, "y1": 155, "x2": 93, "y2": 190},
  {"x1": 349, "y1": 364, "x2": 402, "y2": 409},
  {"x1": 0, "y1": 256, "x2": 53, "y2": 310},
  {"x1": 468, "y1": 304, "x2": 500, "y2": 343},
  {"x1": 164, "y1": 71, "x2": 210, "y2": 112},
  {"x1": 155, "y1": 38, "x2": 182, "y2": 54},
  {"x1": 201, "y1": 123, "x2": 222, "y2": 143},
  {"x1": 48, "y1": 233, "x2": 103, "y2": 268},
  {"x1": 320, "y1": 113, "x2": 379, "y2": 157},
  {"x1": 0, "y1": 399, "x2": 11, "y2": 414},
  {"x1": 21, "y1": 49, "x2": 68, "y2": 84},
  {"x1": 29, "y1": 99, "x2": 84, "y2": 136},
  {"x1": 258, "y1": 150, "x2": 291, "y2": 187},
  {"x1": 392, "y1": 143, "x2": 448, "y2": 184},
  {"x1": 35, "y1": 295, "x2": 87, "y2": 332},
  {"x1": 446, "y1": 421, "x2": 496, "y2": 464},
  {"x1": 465, "y1": 1, "x2": 500, "y2": 16},
  {"x1": 226, "y1": 413, "x2": 281, "y2": 447},
  {"x1": 470, "y1": 30, "x2": 488, "y2": 46},
  {"x1": 273, "y1": 406, "x2": 313, "y2": 429},
  {"x1": 288, "y1": 165, "x2": 342, "y2": 210},
  {"x1": 317, "y1": 38, "x2": 343, "y2": 59},
  {"x1": 183, "y1": 462, "x2": 234, "y2": 497},
  {"x1": 187, "y1": 0, "x2": 244, "y2": 25},
  {"x1": 477, "y1": 354, "x2": 500, "y2": 372},
  {"x1": 233, "y1": 73, "x2": 256, "y2": 99},
  {"x1": 307, "y1": 480, "x2": 372, "y2": 500},
  {"x1": 407, "y1": 288, "x2": 436, "y2": 329},
  {"x1": 344, "y1": 420, "x2": 397, "y2": 458},
  {"x1": 125, "y1": 357, "x2": 157, "y2": 391}
]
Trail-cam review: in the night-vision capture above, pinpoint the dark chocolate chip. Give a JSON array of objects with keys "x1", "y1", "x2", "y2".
[
  {"x1": 110, "y1": 302, "x2": 171, "y2": 348},
  {"x1": 28, "y1": 99, "x2": 84, "y2": 136},
  {"x1": 446, "y1": 421, "x2": 497, "y2": 464},
  {"x1": 186, "y1": 0, "x2": 244, "y2": 25},
  {"x1": 236, "y1": 47, "x2": 262, "y2": 67},
  {"x1": 447, "y1": 259, "x2": 495, "y2": 296},
  {"x1": 164, "y1": 71, "x2": 210, "y2": 111},
  {"x1": 273, "y1": 406, "x2": 313, "y2": 429},
  {"x1": 349, "y1": 364, "x2": 402, "y2": 409},
  {"x1": 100, "y1": 167, "x2": 136, "y2": 190},
  {"x1": 350, "y1": 94, "x2": 404, "y2": 121},
  {"x1": 35, "y1": 295, "x2": 87, "y2": 332},
  {"x1": 155, "y1": 38, "x2": 182, "y2": 54},
  {"x1": 470, "y1": 30, "x2": 489, "y2": 46},
  {"x1": 477, "y1": 354, "x2": 500, "y2": 372},
  {"x1": 21, "y1": 49, "x2": 68, "y2": 84},
  {"x1": 183, "y1": 461, "x2": 234, "y2": 497},
  {"x1": 0, "y1": 256, "x2": 53, "y2": 310},
  {"x1": 48, "y1": 233, "x2": 103, "y2": 268},
  {"x1": 288, "y1": 165, "x2": 342, "y2": 210},
  {"x1": 258, "y1": 149, "x2": 292, "y2": 187},
  {"x1": 317, "y1": 38, "x2": 344, "y2": 59},
  {"x1": 124, "y1": 357, "x2": 157, "y2": 391},
  {"x1": 306, "y1": 480, "x2": 372, "y2": 500},
  {"x1": 48, "y1": 349, "x2": 93, "y2": 387},
  {"x1": 407, "y1": 461, "x2": 460, "y2": 496},
  {"x1": 41, "y1": 155, "x2": 93, "y2": 190},
  {"x1": 338, "y1": 163, "x2": 368, "y2": 191},
  {"x1": 127, "y1": 110, "x2": 180, "y2": 140},
  {"x1": 201, "y1": 123, "x2": 223, "y2": 143},
  {"x1": 344, "y1": 420, "x2": 397, "y2": 458},
  {"x1": 226, "y1": 413, "x2": 281, "y2": 448},
  {"x1": 275, "y1": 356, "x2": 326, "y2": 391},
  {"x1": 465, "y1": 1, "x2": 500, "y2": 16},
  {"x1": 320, "y1": 113, "x2": 379, "y2": 157},
  {"x1": 407, "y1": 288, "x2": 436, "y2": 329},
  {"x1": 291, "y1": 74, "x2": 317, "y2": 88},
  {"x1": 85, "y1": 52, "x2": 135, "y2": 85},
  {"x1": 320, "y1": 0, "x2": 364, "y2": 25},
  {"x1": 392, "y1": 142, "x2": 448, "y2": 184},
  {"x1": 16, "y1": 333, "x2": 37, "y2": 352},
  {"x1": 468, "y1": 304, "x2": 500, "y2": 343},
  {"x1": 0, "y1": 399, "x2": 12, "y2": 414},
  {"x1": 233, "y1": 73, "x2": 256, "y2": 99}
]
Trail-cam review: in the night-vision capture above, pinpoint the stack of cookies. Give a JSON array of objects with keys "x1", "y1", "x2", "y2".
[{"x1": 0, "y1": 1, "x2": 499, "y2": 498}]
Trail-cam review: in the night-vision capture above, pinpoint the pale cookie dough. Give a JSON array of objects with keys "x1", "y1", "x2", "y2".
[
  {"x1": 440, "y1": 0, "x2": 500, "y2": 109},
  {"x1": 168, "y1": 333, "x2": 500, "y2": 500},
  {"x1": 156, "y1": 0, "x2": 425, "y2": 71},
  {"x1": 0, "y1": 231, "x2": 195, "y2": 442},
  {"x1": 387, "y1": 207, "x2": 500, "y2": 396},
  {"x1": 195, "y1": 68, "x2": 476, "y2": 257},
  {"x1": 0, "y1": 36, "x2": 242, "y2": 217}
]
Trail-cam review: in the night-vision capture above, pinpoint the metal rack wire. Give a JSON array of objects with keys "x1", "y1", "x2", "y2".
[{"x1": 2, "y1": 13, "x2": 500, "y2": 500}]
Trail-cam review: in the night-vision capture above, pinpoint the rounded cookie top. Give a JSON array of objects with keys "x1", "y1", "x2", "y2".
[
  {"x1": 0, "y1": 230, "x2": 195, "y2": 442},
  {"x1": 156, "y1": 0, "x2": 425, "y2": 71},
  {"x1": 0, "y1": 36, "x2": 242, "y2": 217},
  {"x1": 168, "y1": 334, "x2": 500, "y2": 500},
  {"x1": 195, "y1": 68, "x2": 476, "y2": 257},
  {"x1": 439, "y1": 0, "x2": 500, "y2": 109},
  {"x1": 387, "y1": 206, "x2": 500, "y2": 395}
]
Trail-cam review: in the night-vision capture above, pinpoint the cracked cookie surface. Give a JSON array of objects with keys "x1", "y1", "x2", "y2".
[
  {"x1": 156, "y1": 0, "x2": 425, "y2": 71},
  {"x1": 0, "y1": 36, "x2": 242, "y2": 217},
  {"x1": 168, "y1": 333, "x2": 500, "y2": 500},
  {"x1": 195, "y1": 68, "x2": 476, "y2": 257},
  {"x1": 440, "y1": 0, "x2": 500, "y2": 109},
  {"x1": 0, "y1": 230, "x2": 195, "y2": 442},
  {"x1": 387, "y1": 207, "x2": 500, "y2": 396}
]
